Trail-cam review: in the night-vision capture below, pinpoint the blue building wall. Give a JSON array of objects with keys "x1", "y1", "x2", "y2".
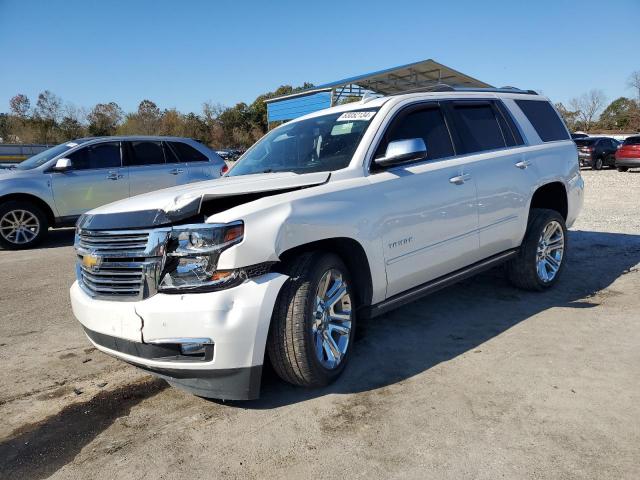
[{"x1": 267, "y1": 91, "x2": 332, "y2": 122}]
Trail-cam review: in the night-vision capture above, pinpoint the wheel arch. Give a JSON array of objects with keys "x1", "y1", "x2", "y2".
[
  {"x1": 276, "y1": 237, "x2": 374, "y2": 310},
  {"x1": 529, "y1": 182, "x2": 568, "y2": 220},
  {"x1": 0, "y1": 193, "x2": 56, "y2": 226}
]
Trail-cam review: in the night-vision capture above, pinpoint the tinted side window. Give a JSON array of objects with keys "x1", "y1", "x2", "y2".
[
  {"x1": 495, "y1": 101, "x2": 524, "y2": 147},
  {"x1": 450, "y1": 104, "x2": 506, "y2": 154},
  {"x1": 68, "y1": 142, "x2": 121, "y2": 170},
  {"x1": 162, "y1": 142, "x2": 181, "y2": 163},
  {"x1": 170, "y1": 141, "x2": 208, "y2": 162},
  {"x1": 376, "y1": 106, "x2": 454, "y2": 161},
  {"x1": 515, "y1": 100, "x2": 570, "y2": 142},
  {"x1": 127, "y1": 141, "x2": 165, "y2": 166}
]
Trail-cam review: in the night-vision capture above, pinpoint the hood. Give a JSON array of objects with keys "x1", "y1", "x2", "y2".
[
  {"x1": 78, "y1": 171, "x2": 330, "y2": 230},
  {"x1": 0, "y1": 167, "x2": 34, "y2": 179}
]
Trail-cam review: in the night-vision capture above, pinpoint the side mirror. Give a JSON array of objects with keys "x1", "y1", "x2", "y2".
[
  {"x1": 374, "y1": 138, "x2": 427, "y2": 168},
  {"x1": 52, "y1": 158, "x2": 72, "y2": 172}
]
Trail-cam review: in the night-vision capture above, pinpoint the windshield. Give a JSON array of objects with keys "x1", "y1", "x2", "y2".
[
  {"x1": 16, "y1": 141, "x2": 84, "y2": 170},
  {"x1": 227, "y1": 109, "x2": 378, "y2": 176}
]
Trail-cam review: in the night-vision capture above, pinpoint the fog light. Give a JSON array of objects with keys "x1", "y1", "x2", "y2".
[{"x1": 180, "y1": 343, "x2": 206, "y2": 355}]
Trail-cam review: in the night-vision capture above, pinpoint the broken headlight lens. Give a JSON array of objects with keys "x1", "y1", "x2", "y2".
[{"x1": 159, "y1": 221, "x2": 244, "y2": 292}]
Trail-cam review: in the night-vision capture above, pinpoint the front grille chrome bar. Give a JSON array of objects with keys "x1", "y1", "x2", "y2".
[{"x1": 75, "y1": 228, "x2": 170, "y2": 301}]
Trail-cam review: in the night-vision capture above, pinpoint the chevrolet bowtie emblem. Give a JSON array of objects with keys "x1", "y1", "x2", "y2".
[{"x1": 82, "y1": 254, "x2": 102, "y2": 271}]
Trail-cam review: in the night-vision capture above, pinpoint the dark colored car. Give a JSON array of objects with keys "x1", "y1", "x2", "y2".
[
  {"x1": 575, "y1": 137, "x2": 620, "y2": 170},
  {"x1": 615, "y1": 136, "x2": 640, "y2": 172},
  {"x1": 571, "y1": 133, "x2": 589, "y2": 139}
]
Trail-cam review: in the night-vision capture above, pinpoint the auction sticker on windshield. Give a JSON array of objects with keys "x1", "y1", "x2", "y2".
[{"x1": 337, "y1": 111, "x2": 376, "y2": 122}]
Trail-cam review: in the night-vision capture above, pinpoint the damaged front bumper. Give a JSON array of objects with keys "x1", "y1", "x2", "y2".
[{"x1": 70, "y1": 272, "x2": 288, "y2": 400}]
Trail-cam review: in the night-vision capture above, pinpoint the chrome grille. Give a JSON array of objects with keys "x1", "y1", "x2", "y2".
[
  {"x1": 75, "y1": 229, "x2": 169, "y2": 301},
  {"x1": 77, "y1": 231, "x2": 150, "y2": 253}
]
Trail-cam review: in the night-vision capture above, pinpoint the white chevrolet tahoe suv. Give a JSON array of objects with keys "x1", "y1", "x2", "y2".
[{"x1": 70, "y1": 88, "x2": 583, "y2": 400}]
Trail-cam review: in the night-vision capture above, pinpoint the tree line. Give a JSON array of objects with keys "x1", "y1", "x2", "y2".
[
  {"x1": 555, "y1": 71, "x2": 640, "y2": 133},
  {"x1": 0, "y1": 82, "x2": 313, "y2": 148},
  {"x1": 1, "y1": 71, "x2": 639, "y2": 148}
]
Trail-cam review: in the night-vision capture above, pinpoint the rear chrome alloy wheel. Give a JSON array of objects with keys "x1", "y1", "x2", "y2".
[
  {"x1": 312, "y1": 268, "x2": 352, "y2": 370},
  {"x1": 0, "y1": 209, "x2": 40, "y2": 245},
  {"x1": 536, "y1": 220, "x2": 565, "y2": 283}
]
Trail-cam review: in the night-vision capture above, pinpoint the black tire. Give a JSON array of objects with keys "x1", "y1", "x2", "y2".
[
  {"x1": 617, "y1": 166, "x2": 629, "y2": 172},
  {"x1": 0, "y1": 200, "x2": 49, "y2": 250},
  {"x1": 267, "y1": 251, "x2": 356, "y2": 388},
  {"x1": 507, "y1": 208, "x2": 567, "y2": 291},
  {"x1": 592, "y1": 157, "x2": 603, "y2": 170}
]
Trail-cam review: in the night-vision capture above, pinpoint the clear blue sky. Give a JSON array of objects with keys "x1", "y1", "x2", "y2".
[{"x1": 1, "y1": 0, "x2": 638, "y2": 114}]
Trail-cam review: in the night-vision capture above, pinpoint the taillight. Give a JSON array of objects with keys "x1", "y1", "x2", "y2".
[{"x1": 220, "y1": 164, "x2": 229, "y2": 176}]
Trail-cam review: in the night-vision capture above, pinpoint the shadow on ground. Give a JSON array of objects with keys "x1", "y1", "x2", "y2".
[
  {"x1": 38, "y1": 228, "x2": 76, "y2": 249},
  {"x1": 0, "y1": 228, "x2": 75, "y2": 252},
  {"x1": 229, "y1": 229, "x2": 640, "y2": 409},
  {"x1": 1, "y1": 230, "x2": 638, "y2": 480},
  {"x1": 0, "y1": 379, "x2": 167, "y2": 480}
]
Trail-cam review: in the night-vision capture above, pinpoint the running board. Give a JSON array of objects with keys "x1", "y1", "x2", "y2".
[{"x1": 363, "y1": 249, "x2": 519, "y2": 318}]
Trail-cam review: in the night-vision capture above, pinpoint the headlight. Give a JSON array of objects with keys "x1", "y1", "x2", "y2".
[{"x1": 159, "y1": 221, "x2": 245, "y2": 293}]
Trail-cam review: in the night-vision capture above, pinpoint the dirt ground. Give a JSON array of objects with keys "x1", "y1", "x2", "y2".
[{"x1": 1, "y1": 169, "x2": 639, "y2": 480}]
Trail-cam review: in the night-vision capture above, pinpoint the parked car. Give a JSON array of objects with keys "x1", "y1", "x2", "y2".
[
  {"x1": 215, "y1": 149, "x2": 244, "y2": 161},
  {"x1": 0, "y1": 136, "x2": 225, "y2": 249},
  {"x1": 574, "y1": 136, "x2": 619, "y2": 170},
  {"x1": 70, "y1": 88, "x2": 583, "y2": 400},
  {"x1": 570, "y1": 132, "x2": 589, "y2": 139},
  {"x1": 215, "y1": 150, "x2": 234, "y2": 160},
  {"x1": 615, "y1": 135, "x2": 640, "y2": 172}
]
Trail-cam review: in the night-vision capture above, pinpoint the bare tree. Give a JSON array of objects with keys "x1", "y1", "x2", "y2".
[
  {"x1": 555, "y1": 102, "x2": 579, "y2": 131},
  {"x1": 32, "y1": 90, "x2": 63, "y2": 143},
  {"x1": 569, "y1": 89, "x2": 606, "y2": 131},
  {"x1": 628, "y1": 71, "x2": 640, "y2": 103},
  {"x1": 9, "y1": 94, "x2": 31, "y2": 118},
  {"x1": 34, "y1": 90, "x2": 62, "y2": 123}
]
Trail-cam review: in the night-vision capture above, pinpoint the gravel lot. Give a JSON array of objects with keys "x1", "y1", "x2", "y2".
[{"x1": 1, "y1": 169, "x2": 639, "y2": 480}]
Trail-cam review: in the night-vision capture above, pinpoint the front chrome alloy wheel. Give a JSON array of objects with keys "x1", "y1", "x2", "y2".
[
  {"x1": 0, "y1": 209, "x2": 40, "y2": 245},
  {"x1": 536, "y1": 220, "x2": 565, "y2": 283},
  {"x1": 312, "y1": 268, "x2": 352, "y2": 370}
]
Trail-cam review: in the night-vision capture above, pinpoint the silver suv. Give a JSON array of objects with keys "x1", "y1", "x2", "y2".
[{"x1": 0, "y1": 136, "x2": 225, "y2": 249}]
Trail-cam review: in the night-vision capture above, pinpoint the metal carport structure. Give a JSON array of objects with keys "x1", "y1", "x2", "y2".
[{"x1": 265, "y1": 59, "x2": 492, "y2": 123}]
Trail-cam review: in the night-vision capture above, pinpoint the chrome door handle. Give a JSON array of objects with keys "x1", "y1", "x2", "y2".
[
  {"x1": 169, "y1": 168, "x2": 185, "y2": 175},
  {"x1": 107, "y1": 171, "x2": 122, "y2": 180},
  {"x1": 515, "y1": 160, "x2": 531, "y2": 169},
  {"x1": 449, "y1": 173, "x2": 471, "y2": 185}
]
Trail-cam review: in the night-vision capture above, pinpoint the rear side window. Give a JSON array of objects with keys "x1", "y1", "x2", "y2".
[
  {"x1": 162, "y1": 142, "x2": 181, "y2": 163},
  {"x1": 515, "y1": 100, "x2": 570, "y2": 142},
  {"x1": 495, "y1": 101, "x2": 524, "y2": 146},
  {"x1": 450, "y1": 103, "x2": 506, "y2": 154},
  {"x1": 126, "y1": 141, "x2": 165, "y2": 166},
  {"x1": 169, "y1": 141, "x2": 208, "y2": 162},
  {"x1": 623, "y1": 136, "x2": 640, "y2": 145},
  {"x1": 68, "y1": 142, "x2": 121, "y2": 170},
  {"x1": 375, "y1": 105, "x2": 454, "y2": 161}
]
